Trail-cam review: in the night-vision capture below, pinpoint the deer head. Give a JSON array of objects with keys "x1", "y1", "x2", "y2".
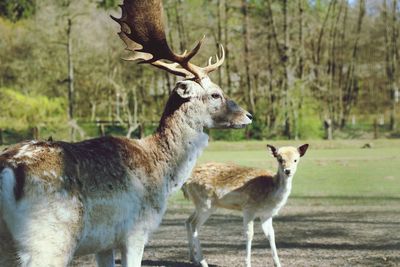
[
  {"x1": 267, "y1": 144, "x2": 309, "y2": 177},
  {"x1": 112, "y1": 0, "x2": 252, "y2": 129}
]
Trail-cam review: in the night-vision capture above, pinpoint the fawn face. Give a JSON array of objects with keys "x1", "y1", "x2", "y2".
[{"x1": 267, "y1": 144, "x2": 309, "y2": 177}]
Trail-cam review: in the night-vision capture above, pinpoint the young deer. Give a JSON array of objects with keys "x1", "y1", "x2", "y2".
[
  {"x1": 182, "y1": 144, "x2": 309, "y2": 267},
  {"x1": 0, "y1": 1, "x2": 252, "y2": 266}
]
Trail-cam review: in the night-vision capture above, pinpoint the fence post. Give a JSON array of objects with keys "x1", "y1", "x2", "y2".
[
  {"x1": 324, "y1": 118, "x2": 332, "y2": 140},
  {"x1": 32, "y1": 126, "x2": 39, "y2": 140},
  {"x1": 96, "y1": 119, "x2": 105, "y2": 137},
  {"x1": 373, "y1": 118, "x2": 378, "y2": 139},
  {"x1": 0, "y1": 128, "x2": 3, "y2": 145},
  {"x1": 138, "y1": 123, "x2": 143, "y2": 139}
]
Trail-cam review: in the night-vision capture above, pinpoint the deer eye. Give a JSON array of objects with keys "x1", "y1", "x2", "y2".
[
  {"x1": 211, "y1": 93, "x2": 221, "y2": 99},
  {"x1": 294, "y1": 159, "x2": 297, "y2": 162}
]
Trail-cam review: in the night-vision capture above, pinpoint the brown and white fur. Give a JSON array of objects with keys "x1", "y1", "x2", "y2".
[
  {"x1": 0, "y1": 78, "x2": 252, "y2": 267},
  {"x1": 182, "y1": 144, "x2": 309, "y2": 267}
]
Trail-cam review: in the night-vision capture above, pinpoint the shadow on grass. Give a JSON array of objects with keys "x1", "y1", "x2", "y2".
[
  {"x1": 162, "y1": 208, "x2": 400, "y2": 227},
  {"x1": 115, "y1": 259, "x2": 219, "y2": 267},
  {"x1": 292, "y1": 195, "x2": 400, "y2": 201},
  {"x1": 141, "y1": 260, "x2": 218, "y2": 267},
  {"x1": 146, "y1": 240, "x2": 400, "y2": 252}
]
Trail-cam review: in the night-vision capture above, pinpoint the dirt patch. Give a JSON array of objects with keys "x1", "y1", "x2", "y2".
[{"x1": 72, "y1": 201, "x2": 400, "y2": 267}]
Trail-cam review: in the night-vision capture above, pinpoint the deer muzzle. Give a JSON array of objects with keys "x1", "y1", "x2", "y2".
[{"x1": 224, "y1": 100, "x2": 252, "y2": 128}]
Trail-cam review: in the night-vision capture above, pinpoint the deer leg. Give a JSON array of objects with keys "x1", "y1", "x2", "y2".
[
  {"x1": 185, "y1": 209, "x2": 213, "y2": 267},
  {"x1": 243, "y1": 211, "x2": 256, "y2": 267},
  {"x1": 0, "y1": 227, "x2": 18, "y2": 267},
  {"x1": 185, "y1": 212, "x2": 197, "y2": 262},
  {"x1": 121, "y1": 230, "x2": 147, "y2": 267},
  {"x1": 95, "y1": 249, "x2": 115, "y2": 267},
  {"x1": 14, "y1": 233, "x2": 77, "y2": 267},
  {"x1": 9, "y1": 207, "x2": 80, "y2": 267},
  {"x1": 261, "y1": 217, "x2": 281, "y2": 267}
]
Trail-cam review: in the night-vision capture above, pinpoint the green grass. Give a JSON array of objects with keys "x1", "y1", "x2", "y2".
[
  {"x1": 3, "y1": 139, "x2": 400, "y2": 206},
  {"x1": 172, "y1": 139, "x2": 400, "y2": 206}
]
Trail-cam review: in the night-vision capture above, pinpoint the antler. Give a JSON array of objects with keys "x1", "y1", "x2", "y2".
[{"x1": 111, "y1": 0, "x2": 224, "y2": 81}]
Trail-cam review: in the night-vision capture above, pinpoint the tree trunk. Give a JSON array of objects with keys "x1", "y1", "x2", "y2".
[
  {"x1": 383, "y1": 0, "x2": 392, "y2": 129},
  {"x1": 327, "y1": 1, "x2": 341, "y2": 124},
  {"x1": 314, "y1": 0, "x2": 334, "y2": 81},
  {"x1": 165, "y1": 3, "x2": 177, "y2": 87},
  {"x1": 126, "y1": 85, "x2": 139, "y2": 138},
  {"x1": 282, "y1": 0, "x2": 291, "y2": 139},
  {"x1": 337, "y1": 0, "x2": 348, "y2": 125},
  {"x1": 266, "y1": 0, "x2": 291, "y2": 138},
  {"x1": 216, "y1": 0, "x2": 222, "y2": 86},
  {"x1": 293, "y1": 0, "x2": 305, "y2": 140},
  {"x1": 297, "y1": 0, "x2": 304, "y2": 79},
  {"x1": 67, "y1": 18, "x2": 75, "y2": 141},
  {"x1": 175, "y1": 0, "x2": 186, "y2": 53},
  {"x1": 340, "y1": 0, "x2": 365, "y2": 128},
  {"x1": 389, "y1": 0, "x2": 398, "y2": 130},
  {"x1": 224, "y1": 0, "x2": 232, "y2": 95},
  {"x1": 266, "y1": 26, "x2": 277, "y2": 131},
  {"x1": 241, "y1": 0, "x2": 255, "y2": 114}
]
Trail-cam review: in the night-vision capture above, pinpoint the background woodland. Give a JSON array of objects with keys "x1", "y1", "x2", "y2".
[{"x1": 0, "y1": 0, "x2": 399, "y2": 142}]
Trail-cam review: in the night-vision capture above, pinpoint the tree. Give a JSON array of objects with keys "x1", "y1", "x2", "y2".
[
  {"x1": 383, "y1": 0, "x2": 398, "y2": 131},
  {"x1": 340, "y1": 0, "x2": 365, "y2": 128},
  {"x1": 0, "y1": 0, "x2": 35, "y2": 22},
  {"x1": 97, "y1": 0, "x2": 119, "y2": 10},
  {"x1": 241, "y1": 0, "x2": 255, "y2": 117}
]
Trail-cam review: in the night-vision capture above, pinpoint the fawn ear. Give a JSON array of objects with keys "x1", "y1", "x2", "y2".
[
  {"x1": 298, "y1": 144, "x2": 309, "y2": 157},
  {"x1": 267, "y1": 144, "x2": 278, "y2": 157}
]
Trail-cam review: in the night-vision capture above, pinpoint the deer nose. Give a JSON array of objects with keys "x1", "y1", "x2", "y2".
[
  {"x1": 284, "y1": 169, "x2": 291, "y2": 175},
  {"x1": 246, "y1": 113, "x2": 253, "y2": 120}
]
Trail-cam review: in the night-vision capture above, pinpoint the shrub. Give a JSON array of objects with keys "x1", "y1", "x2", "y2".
[{"x1": 0, "y1": 88, "x2": 67, "y2": 131}]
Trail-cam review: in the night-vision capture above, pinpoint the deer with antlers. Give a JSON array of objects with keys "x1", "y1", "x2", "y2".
[{"x1": 0, "y1": 1, "x2": 252, "y2": 266}]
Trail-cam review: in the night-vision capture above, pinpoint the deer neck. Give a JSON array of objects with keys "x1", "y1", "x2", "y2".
[
  {"x1": 147, "y1": 100, "x2": 209, "y2": 194},
  {"x1": 274, "y1": 169, "x2": 294, "y2": 194}
]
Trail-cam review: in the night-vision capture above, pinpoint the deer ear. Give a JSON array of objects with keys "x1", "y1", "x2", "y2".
[
  {"x1": 175, "y1": 81, "x2": 196, "y2": 99},
  {"x1": 267, "y1": 144, "x2": 278, "y2": 157},
  {"x1": 298, "y1": 144, "x2": 309, "y2": 157}
]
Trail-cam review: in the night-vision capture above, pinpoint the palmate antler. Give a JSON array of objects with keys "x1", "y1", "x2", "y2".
[{"x1": 111, "y1": 0, "x2": 224, "y2": 81}]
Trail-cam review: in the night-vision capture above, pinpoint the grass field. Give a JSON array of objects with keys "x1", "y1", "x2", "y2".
[{"x1": 170, "y1": 139, "x2": 400, "y2": 206}]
